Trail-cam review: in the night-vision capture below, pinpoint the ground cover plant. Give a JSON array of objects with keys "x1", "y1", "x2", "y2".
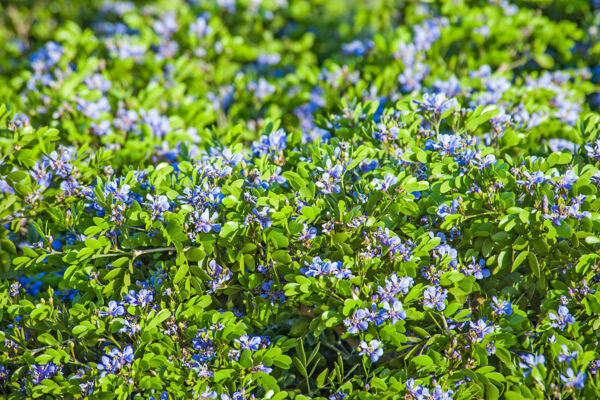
[{"x1": 1, "y1": 0, "x2": 600, "y2": 398}]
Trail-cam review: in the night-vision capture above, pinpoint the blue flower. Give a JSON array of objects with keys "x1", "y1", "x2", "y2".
[
  {"x1": 557, "y1": 345, "x2": 578, "y2": 363},
  {"x1": 316, "y1": 159, "x2": 345, "y2": 194},
  {"x1": 119, "y1": 318, "x2": 141, "y2": 336},
  {"x1": 251, "y1": 362, "x2": 273, "y2": 374},
  {"x1": 9, "y1": 281, "x2": 21, "y2": 296},
  {"x1": 414, "y1": 93, "x2": 458, "y2": 116},
  {"x1": 343, "y1": 309, "x2": 369, "y2": 334},
  {"x1": 105, "y1": 180, "x2": 132, "y2": 204},
  {"x1": 206, "y1": 260, "x2": 231, "y2": 293},
  {"x1": 358, "y1": 339, "x2": 384, "y2": 362},
  {"x1": 124, "y1": 289, "x2": 154, "y2": 308},
  {"x1": 245, "y1": 207, "x2": 272, "y2": 229},
  {"x1": 98, "y1": 346, "x2": 134, "y2": 377},
  {"x1": 140, "y1": 109, "x2": 171, "y2": 138},
  {"x1": 552, "y1": 170, "x2": 578, "y2": 191},
  {"x1": 585, "y1": 140, "x2": 600, "y2": 161},
  {"x1": 30, "y1": 41, "x2": 63, "y2": 72},
  {"x1": 462, "y1": 258, "x2": 490, "y2": 280},
  {"x1": 298, "y1": 224, "x2": 317, "y2": 241},
  {"x1": 437, "y1": 198, "x2": 460, "y2": 219},
  {"x1": 423, "y1": 286, "x2": 448, "y2": 311},
  {"x1": 549, "y1": 305, "x2": 575, "y2": 331},
  {"x1": 516, "y1": 171, "x2": 545, "y2": 190},
  {"x1": 0, "y1": 364, "x2": 9, "y2": 380},
  {"x1": 372, "y1": 173, "x2": 398, "y2": 192},
  {"x1": 560, "y1": 368, "x2": 586, "y2": 389},
  {"x1": 145, "y1": 194, "x2": 170, "y2": 221},
  {"x1": 30, "y1": 362, "x2": 60, "y2": 384},
  {"x1": 377, "y1": 273, "x2": 414, "y2": 301},
  {"x1": 491, "y1": 296, "x2": 513, "y2": 316},
  {"x1": 425, "y1": 134, "x2": 464, "y2": 156},
  {"x1": 234, "y1": 335, "x2": 263, "y2": 351},
  {"x1": 251, "y1": 128, "x2": 287, "y2": 157},
  {"x1": 30, "y1": 162, "x2": 53, "y2": 187},
  {"x1": 42, "y1": 147, "x2": 75, "y2": 178},
  {"x1": 519, "y1": 353, "x2": 545, "y2": 377},
  {"x1": 468, "y1": 318, "x2": 494, "y2": 343},
  {"x1": 301, "y1": 257, "x2": 351, "y2": 279},
  {"x1": 342, "y1": 40, "x2": 373, "y2": 56},
  {"x1": 191, "y1": 209, "x2": 221, "y2": 233},
  {"x1": 382, "y1": 299, "x2": 407, "y2": 324},
  {"x1": 372, "y1": 124, "x2": 399, "y2": 143}
]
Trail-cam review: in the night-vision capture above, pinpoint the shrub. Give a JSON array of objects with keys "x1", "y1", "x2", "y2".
[{"x1": 1, "y1": 0, "x2": 600, "y2": 399}]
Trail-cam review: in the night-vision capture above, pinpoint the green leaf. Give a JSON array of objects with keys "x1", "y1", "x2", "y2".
[
  {"x1": 512, "y1": 250, "x2": 528, "y2": 271},
  {"x1": 547, "y1": 152, "x2": 572, "y2": 166},
  {"x1": 528, "y1": 252, "x2": 541, "y2": 278},
  {"x1": 412, "y1": 355, "x2": 433, "y2": 367}
]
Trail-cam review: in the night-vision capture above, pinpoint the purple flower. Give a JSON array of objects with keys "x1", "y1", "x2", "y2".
[
  {"x1": 549, "y1": 306, "x2": 575, "y2": 331},
  {"x1": 358, "y1": 340, "x2": 384, "y2": 362}
]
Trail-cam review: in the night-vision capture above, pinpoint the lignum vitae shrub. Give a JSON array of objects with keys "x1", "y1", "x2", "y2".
[{"x1": 1, "y1": 0, "x2": 600, "y2": 399}]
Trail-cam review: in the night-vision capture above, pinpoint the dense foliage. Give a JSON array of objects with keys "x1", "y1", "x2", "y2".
[{"x1": 2, "y1": 0, "x2": 600, "y2": 398}]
